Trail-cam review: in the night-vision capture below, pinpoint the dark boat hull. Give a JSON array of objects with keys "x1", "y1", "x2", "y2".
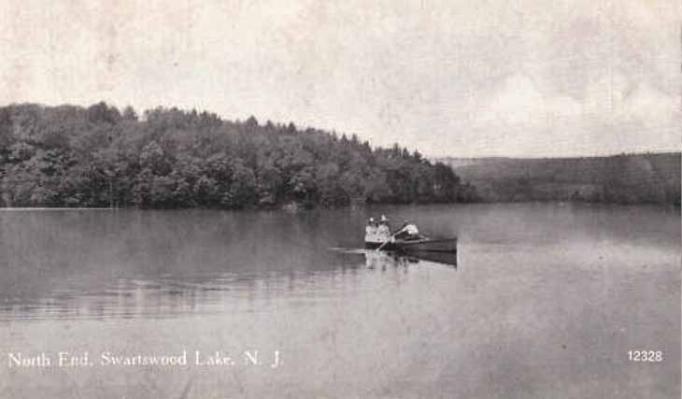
[{"x1": 365, "y1": 238, "x2": 457, "y2": 253}]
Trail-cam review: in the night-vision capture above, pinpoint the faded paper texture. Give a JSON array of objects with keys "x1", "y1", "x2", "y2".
[
  {"x1": 0, "y1": 0, "x2": 679, "y2": 157},
  {"x1": 0, "y1": 1, "x2": 680, "y2": 399}
]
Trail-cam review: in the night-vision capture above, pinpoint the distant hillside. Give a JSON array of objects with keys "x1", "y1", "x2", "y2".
[{"x1": 437, "y1": 153, "x2": 681, "y2": 205}]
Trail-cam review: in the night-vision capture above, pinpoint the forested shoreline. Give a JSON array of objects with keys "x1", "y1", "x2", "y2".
[{"x1": 0, "y1": 103, "x2": 476, "y2": 209}]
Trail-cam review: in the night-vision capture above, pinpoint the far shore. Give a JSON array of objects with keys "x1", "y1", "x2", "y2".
[{"x1": 1, "y1": 201, "x2": 679, "y2": 211}]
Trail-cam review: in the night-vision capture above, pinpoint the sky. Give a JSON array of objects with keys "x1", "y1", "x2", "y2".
[{"x1": 0, "y1": 0, "x2": 679, "y2": 157}]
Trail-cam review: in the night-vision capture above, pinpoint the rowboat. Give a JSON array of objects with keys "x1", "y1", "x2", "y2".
[{"x1": 364, "y1": 216, "x2": 457, "y2": 256}]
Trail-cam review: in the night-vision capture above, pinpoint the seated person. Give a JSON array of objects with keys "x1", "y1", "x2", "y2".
[
  {"x1": 365, "y1": 217, "x2": 378, "y2": 243},
  {"x1": 376, "y1": 221, "x2": 391, "y2": 242},
  {"x1": 394, "y1": 222, "x2": 422, "y2": 241}
]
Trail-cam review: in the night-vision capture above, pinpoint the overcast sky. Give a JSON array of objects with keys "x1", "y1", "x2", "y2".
[{"x1": 0, "y1": 0, "x2": 679, "y2": 157}]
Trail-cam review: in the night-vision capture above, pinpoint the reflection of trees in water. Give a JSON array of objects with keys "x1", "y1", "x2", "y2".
[
  {"x1": 364, "y1": 251, "x2": 457, "y2": 271},
  {"x1": 0, "y1": 274, "x2": 273, "y2": 321}
]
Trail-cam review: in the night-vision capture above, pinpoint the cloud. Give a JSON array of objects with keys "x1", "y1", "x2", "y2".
[{"x1": 480, "y1": 74, "x2": 582, "y2": 125}]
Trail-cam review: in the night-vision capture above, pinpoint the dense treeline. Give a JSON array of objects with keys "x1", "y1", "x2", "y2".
[
  {"x1": 441, "y1": 153, "x2": 681, "y2": 205},
  {"x1": 0, "y1": 102, "x2": 476, "y2": 208}
]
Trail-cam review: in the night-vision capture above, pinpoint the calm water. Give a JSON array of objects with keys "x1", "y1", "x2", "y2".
[{"x1": 0, "y1": 204, "x2": 679, "y2": 398}]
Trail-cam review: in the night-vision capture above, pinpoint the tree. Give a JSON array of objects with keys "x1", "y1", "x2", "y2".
[
  {"x1": 139, "y1": 140, "x2": 169, "y2": 175},
  {"x1": 122, "y1": 106, "x2": 138, "y2": 121},
  {"x1": 245, "y1": 115, "x2": 258, "y2": 128}
]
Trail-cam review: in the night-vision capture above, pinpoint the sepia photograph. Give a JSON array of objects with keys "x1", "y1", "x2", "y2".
[{"x1": 0, "y1": 0, "x2": 680, "y2": 398}]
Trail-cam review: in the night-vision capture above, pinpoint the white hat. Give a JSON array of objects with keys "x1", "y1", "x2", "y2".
[
  {"x1": 369, "y1": 217, "x2": 375, "y2": 222},
  {"x1": 380, "y1": 215, "x2": 388, "y2": 222}
]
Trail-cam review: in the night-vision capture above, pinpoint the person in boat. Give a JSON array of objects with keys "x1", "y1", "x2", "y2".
[
  {"x1": 394, "y1": 221, "x2": 422, "y2": 241},
  {"x1": 365, "y1": 217, "x2": 377, "y2": 242},
  {"x1": 377, "y1": 215, "x2": 391, "y2": 241}
]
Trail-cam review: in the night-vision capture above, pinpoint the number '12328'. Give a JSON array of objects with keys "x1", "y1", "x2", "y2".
[{"x1": 628, "y1": 350, "x2": 662, "y2": 362}]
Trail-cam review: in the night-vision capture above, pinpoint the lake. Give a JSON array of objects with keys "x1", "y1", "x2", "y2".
[{"x1": 0, "y1": 204, "x2": 679, "y2": 398}]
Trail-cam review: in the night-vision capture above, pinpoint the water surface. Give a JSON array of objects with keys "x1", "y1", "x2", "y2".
[{"x1": 0, "y1": 204, "x2": 679, "y2": 398}]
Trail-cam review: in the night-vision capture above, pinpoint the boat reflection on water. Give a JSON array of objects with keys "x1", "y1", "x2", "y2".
[{"x1": 364, "y1": 250, "x2": 457, "y2": 271}]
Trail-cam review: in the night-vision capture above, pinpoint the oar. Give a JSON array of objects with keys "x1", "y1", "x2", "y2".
[{"x1": 375, "y1": 226, "x2": 406, "y2": 251}]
